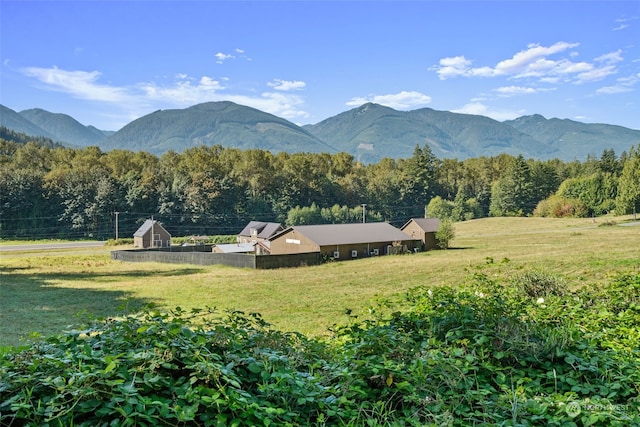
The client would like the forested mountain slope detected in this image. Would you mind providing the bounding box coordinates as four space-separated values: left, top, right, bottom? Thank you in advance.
101 101 337 155
0 105 55 140
19 108 111 147
2 102 639 161
303 103 558 162
505 114 640 160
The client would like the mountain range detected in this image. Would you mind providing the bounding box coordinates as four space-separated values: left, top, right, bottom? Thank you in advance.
2 102 638 162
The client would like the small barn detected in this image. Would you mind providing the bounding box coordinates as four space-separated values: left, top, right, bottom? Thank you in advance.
237 221 284 244
133 219 171 249
401 218 440 250
268 222 420 260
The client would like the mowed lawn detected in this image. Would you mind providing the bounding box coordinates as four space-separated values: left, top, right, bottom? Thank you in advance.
1 216 639 348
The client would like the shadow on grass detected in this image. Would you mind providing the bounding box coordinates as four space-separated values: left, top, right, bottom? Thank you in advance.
0 266 203 347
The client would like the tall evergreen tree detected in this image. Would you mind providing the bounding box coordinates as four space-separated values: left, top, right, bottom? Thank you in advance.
489 155 535 216
615 146 640 216
401 144 441 216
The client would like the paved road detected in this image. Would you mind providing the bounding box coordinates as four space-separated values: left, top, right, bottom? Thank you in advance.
0 241 106 252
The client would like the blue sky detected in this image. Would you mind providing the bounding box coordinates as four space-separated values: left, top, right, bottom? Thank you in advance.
2 1 639 131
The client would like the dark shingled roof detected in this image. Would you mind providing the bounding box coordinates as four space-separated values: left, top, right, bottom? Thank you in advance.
277 222 416 246
133 219 166 237
401 218 440 233
238 221 283 239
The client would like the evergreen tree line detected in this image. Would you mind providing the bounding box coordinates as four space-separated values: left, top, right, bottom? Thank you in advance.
1 132 638 240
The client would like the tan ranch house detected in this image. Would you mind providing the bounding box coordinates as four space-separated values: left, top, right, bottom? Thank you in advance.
268 222 420 260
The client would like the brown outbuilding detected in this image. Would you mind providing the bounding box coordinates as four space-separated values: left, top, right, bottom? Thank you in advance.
133 219 171 248
400 218 440 251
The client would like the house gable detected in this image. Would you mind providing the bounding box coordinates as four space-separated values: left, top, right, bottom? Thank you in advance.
268 227 321 254
401 218 440 250
133 219 171 248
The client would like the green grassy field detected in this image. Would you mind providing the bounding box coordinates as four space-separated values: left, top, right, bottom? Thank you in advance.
1 216 638 348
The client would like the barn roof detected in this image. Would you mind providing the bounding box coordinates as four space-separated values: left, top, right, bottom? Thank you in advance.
238 221 283 239
274 222 416 246
213 243 255 253
133 219 168 237
401 218 440 233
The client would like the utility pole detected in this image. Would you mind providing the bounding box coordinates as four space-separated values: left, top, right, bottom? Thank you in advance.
361 204 367 223
114 212 119 240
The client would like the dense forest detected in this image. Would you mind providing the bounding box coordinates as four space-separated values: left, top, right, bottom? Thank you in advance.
1 127 639 239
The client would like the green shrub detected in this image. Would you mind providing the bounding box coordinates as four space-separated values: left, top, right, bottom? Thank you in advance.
332 272 640 425
105 238 134 246
171 235 236 245
533 195 589 218
513 270 568 298
0 308 339 426
435 218 455 249
2 273 639 426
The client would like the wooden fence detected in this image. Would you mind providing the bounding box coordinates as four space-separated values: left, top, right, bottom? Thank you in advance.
111 246 322 269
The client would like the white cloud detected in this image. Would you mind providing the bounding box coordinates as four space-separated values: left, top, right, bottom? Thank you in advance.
224 91 309 121
432 41 622 84
495 42 579 76
434 42 581 80
596 73 640 94
215 52 235 64
595 50 623 64
554 60 593 75
576 65 617 83
345 90 432 109
432 55 473 79
495 86 540 97
216 49 251 64
22 66 131 103
452 102 525 121
20 65 310 126
267 79 306 91
139 75 225 103
613 16 637 31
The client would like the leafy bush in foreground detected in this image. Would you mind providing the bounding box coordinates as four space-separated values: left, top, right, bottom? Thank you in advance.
0 308 338 426
333 272 640 425
1 273 639 426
